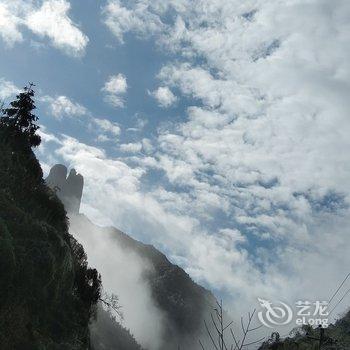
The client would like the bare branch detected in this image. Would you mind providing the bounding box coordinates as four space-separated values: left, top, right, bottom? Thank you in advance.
202 303 263 350
241 317 246 334
211 313 221 336
242 337 265 347
99 291 123 321
223 320 234 331
204 319 220 350
230 328 240 350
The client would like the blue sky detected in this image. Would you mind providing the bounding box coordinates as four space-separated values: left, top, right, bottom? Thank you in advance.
0 1 176 145
1 0 350 328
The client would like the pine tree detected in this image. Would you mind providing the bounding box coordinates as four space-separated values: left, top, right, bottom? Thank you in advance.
1 83 41 147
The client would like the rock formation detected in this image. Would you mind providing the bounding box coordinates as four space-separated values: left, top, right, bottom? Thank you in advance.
46 164 84 214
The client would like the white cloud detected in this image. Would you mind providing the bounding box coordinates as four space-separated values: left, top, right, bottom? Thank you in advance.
120 142 142 153
42 95 87 119
0 0 88 56
96 134 110 142
92 118 120 136
91 117 121 142
103 73 127 94
103 0 163 44
141 138 153 153
41 95 121 144
42 94 122 142
150 86 177 108
127 117 148 132
26 0 89 56
102 73 128 108
0 78 19 100
98 0 350 323
0 1 24 46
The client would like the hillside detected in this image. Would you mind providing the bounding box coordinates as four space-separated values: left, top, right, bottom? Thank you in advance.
0 87 101 349
90 305 143 350
71 213 217 349
259 312 350 350
47 163 217 349
0 85 214 350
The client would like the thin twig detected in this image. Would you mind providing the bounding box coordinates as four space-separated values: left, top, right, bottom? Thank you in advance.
230 328 240 350
205 319 220 350
199 339 206 350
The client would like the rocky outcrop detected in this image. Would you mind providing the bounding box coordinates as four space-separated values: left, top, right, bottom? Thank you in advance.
46 164 84 214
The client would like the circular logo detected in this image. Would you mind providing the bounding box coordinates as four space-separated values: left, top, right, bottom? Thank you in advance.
257 298 293 328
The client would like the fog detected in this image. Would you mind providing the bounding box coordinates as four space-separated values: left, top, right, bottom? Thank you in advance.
69 214 166 350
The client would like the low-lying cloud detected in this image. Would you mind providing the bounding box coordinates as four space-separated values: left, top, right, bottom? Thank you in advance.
69 215 166 350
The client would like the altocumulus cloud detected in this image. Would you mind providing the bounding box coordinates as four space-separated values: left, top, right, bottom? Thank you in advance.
150 86 177 108
102 73 128 108
41 95 122 143
99 0 350 320
120 142 142 153
42 95 87 119
102 0 163 44
0 1 24 45
0 0 88 56
0 78 19 99
34 0 350 331
90 117 121 143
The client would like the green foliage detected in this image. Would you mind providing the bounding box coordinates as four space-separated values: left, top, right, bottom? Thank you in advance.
70 236 102 307
0 87 101 349
1 83 41 147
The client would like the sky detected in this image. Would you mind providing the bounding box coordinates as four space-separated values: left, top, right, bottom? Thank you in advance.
1 0 350 329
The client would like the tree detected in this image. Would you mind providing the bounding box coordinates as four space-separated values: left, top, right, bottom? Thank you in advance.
99 290 124 322
199 301 265 350
70 235 102 313
1 83 41 147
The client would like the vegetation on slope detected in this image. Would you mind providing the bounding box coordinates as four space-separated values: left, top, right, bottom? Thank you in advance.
259 311 350 350
0 85 101 349
90 305 143 350
70 213 217 350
